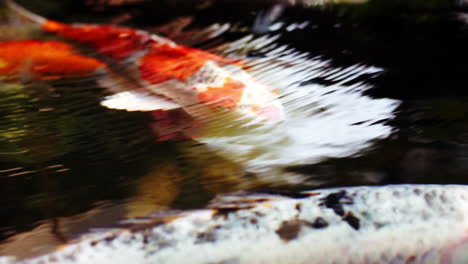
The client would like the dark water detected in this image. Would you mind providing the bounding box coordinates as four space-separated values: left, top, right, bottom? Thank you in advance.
2 0 468 258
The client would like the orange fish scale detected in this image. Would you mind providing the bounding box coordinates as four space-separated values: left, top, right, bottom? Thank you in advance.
198 80 245 109
44 22 151 61
139 44 209 84
0 40 104 80
139 43 237 84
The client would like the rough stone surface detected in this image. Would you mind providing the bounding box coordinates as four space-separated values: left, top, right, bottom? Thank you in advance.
2 185 468 264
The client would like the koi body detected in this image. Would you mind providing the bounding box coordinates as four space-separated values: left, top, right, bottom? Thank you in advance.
5 1 284 127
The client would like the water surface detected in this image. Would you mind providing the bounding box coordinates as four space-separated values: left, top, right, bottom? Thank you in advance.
1 0 468 258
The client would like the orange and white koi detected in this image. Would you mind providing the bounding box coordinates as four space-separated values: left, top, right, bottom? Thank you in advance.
5 0 284 124
1 184 468 264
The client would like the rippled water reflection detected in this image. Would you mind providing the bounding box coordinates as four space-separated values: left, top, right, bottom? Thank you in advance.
1 0 468 258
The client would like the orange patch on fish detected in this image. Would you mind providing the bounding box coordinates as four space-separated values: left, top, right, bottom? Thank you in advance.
139 43 236 84
0 40 104 80
198 80 245 109
43 22 151 61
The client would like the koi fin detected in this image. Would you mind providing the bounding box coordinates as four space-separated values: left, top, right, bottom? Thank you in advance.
100 91 181 112
5 0 46 25
251 4 285 34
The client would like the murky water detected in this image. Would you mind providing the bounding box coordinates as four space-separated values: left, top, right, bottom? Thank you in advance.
2 0 468 259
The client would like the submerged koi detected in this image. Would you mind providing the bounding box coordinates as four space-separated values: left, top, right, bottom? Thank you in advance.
5 0 284 124
1 184 468 263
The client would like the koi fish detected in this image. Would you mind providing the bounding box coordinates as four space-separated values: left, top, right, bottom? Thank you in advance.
4 0 284 126
1 184 468 263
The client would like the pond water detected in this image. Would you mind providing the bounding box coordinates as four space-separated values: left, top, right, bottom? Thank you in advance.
2 0 468 259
